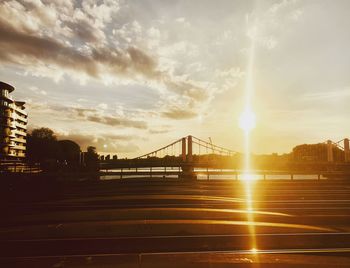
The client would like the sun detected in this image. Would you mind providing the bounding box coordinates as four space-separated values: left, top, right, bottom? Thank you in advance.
239 109 256 132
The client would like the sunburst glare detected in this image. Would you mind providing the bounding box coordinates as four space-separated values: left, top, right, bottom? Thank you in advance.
239 109 256 133
239 9 260 259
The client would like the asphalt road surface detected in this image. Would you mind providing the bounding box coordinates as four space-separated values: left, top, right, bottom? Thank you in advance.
1 178 350 267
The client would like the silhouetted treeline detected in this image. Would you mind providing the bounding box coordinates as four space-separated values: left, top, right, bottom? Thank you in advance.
27 127 99 172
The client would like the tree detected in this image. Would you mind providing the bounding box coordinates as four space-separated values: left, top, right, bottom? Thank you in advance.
31 128 57 140
58 140 81 168
27 127 60 162
85 146 99 171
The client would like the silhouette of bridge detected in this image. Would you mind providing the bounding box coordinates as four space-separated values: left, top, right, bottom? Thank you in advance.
100 135 350 180
135 135 236 161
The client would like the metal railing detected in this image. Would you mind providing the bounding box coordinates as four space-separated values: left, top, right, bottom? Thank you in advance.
0 161 41 174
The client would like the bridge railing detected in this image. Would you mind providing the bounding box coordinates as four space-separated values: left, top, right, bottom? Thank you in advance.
0 160 42 174
99 166 350 181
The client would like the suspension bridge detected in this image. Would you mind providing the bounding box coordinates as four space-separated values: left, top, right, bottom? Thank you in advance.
100 135 350 180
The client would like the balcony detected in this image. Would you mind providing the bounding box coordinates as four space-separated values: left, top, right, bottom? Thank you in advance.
9 122 16 129
15 130 27 137
8 103 16 109
15 107 27 116
15 121 27 130
16 115 28 123
14 145 26 150
8 142 16 147
12 137 26 143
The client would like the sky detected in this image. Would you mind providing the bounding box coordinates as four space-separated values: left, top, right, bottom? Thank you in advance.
1 0 350 157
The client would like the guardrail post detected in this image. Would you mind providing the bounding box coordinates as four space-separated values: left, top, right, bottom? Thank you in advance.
263 174 266 180
150 167 152 178
187 135 193 162
291 174 294 180
182 138 186 162
207 167 209 180
179 136 196 180
120 168 123 179
318 174 321 180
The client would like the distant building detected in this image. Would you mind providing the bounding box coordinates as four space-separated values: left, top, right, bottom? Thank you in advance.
292 143 344 162
0 82 28 159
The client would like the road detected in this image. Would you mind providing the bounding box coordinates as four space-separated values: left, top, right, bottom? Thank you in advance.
1 178 350 267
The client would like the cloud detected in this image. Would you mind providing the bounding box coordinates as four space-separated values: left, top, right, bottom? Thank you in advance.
57 132 140 154
149 129 171 134
302 88 350 100
0 22 98 77
70 107 147 129
0 0 212 107
86 114 147 129
26 102 148 130
29 86 47 95
163 79 209 102
0 20 160 79
243 0 304 51
64 19 105 43
162 107 197 120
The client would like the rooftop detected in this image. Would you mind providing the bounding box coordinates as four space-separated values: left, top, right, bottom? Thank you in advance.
0 81 15 93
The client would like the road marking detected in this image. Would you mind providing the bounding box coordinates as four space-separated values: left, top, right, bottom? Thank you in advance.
142 247 350 256
1 248 350 260
5 231 350 242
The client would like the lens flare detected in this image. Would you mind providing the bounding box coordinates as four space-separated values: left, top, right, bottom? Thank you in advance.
239 109 256 133
251 248 258 254
238 11 260 260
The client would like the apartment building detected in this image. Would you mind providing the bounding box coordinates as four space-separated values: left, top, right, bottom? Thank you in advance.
0 81 27 159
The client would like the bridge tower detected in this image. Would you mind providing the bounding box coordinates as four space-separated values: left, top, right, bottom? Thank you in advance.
344 138 350 163
181 137 186 162
327 140 334 162
180 135 196 180
187 135 193 162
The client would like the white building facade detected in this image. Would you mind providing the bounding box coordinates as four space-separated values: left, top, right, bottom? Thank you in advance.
0 82 27 159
